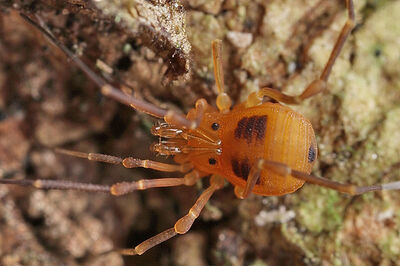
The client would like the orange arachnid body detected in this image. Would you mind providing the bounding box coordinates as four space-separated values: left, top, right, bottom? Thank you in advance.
155 102 317 196
216 103 317 196
4 1 400 256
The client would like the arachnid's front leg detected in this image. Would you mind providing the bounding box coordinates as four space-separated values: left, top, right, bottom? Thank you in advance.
21 13 199 129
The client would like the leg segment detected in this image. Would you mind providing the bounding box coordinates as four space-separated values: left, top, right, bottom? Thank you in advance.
55 148 192 172
0 169 205 195
119 175 225 255
119 228 178 256
259 160 400 195
253 0 355 105
212 40 232 113
234 159 263 199
0 178 111 192
174 175 224 234
110 170 206 196
21 14 196 129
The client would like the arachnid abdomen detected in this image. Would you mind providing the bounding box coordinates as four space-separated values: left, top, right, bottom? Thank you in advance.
217 103 318 196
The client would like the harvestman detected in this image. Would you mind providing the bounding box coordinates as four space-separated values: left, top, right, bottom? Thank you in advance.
1 0 400 255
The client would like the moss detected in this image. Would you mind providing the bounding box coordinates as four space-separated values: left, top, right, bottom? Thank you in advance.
280 1 400 264
292 186 345 233
242 39 278 77
186 11 225 69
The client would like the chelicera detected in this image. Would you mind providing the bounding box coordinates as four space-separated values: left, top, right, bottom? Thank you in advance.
2 0 400 256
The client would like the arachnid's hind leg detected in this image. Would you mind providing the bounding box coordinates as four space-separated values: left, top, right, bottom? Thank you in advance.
258 160 400 195
119 175 225 255
249 0 355 106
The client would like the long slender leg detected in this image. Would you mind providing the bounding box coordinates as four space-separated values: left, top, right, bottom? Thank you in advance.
110 170 206 195
21 14 196 129
234 159 263 199
212 40 232 113
0 169 206 195
119 175 225 255
0 178 111 192
258 160 400 195
250 0 355 106
55 148 192 172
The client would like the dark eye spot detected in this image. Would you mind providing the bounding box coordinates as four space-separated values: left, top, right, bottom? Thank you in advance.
208 158 217 165
308 145 316 163
374 48 382 57
211 123 219 131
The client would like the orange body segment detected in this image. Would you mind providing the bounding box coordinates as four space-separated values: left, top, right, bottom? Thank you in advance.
187 102 317 196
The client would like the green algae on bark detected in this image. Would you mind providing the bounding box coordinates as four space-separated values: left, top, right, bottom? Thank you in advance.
279 1 400 264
